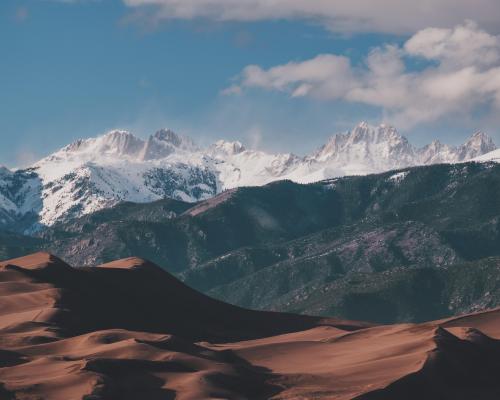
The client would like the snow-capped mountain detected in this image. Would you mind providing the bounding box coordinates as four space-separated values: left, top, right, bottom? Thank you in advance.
471 147 500 163
30 130 217 226
0 166 42 231
308 122 417 175
458 132 497 160
0 122 497 230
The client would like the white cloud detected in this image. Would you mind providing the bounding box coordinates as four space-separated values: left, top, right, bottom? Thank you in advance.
237 55 355 100
225 21 500 128
122 0 500 34
404 20 500 67
220 84 243 96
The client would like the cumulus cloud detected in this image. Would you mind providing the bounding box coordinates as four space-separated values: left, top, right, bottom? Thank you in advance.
404 21 500 67
224 21 500 127
121 0 500 34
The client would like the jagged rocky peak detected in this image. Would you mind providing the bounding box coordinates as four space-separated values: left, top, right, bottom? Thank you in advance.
424 139 444 150
418 140 455 164
62 138 88 153
60 130 145 159
458 131 496 160
339 121 403 142
61 128 200 161
140 129 198 160
99 130 145 156
313 122 415 167
350 121 401 143
417 131 497 165
466 131 495 147
376 123 409 143
153 129 197 150
210 140 246 156
154 129 182 146
318 122 401 153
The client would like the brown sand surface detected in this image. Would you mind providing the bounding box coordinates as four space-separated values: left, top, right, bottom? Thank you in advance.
0 252 499 399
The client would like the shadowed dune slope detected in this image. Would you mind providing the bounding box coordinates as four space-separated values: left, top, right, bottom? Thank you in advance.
0 252 499 399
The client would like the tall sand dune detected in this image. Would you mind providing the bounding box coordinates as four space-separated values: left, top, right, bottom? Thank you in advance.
0 252 499 399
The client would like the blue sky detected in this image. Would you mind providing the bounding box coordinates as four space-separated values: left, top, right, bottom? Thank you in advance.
2 0 500 166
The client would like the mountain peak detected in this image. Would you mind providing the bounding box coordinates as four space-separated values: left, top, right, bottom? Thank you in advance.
61 130 144 159
140 129 198 161
356 121 371 130
465 131 495 147
211 140 246 156
313 122 412 169
60 129 200 161
103 129 133 138
350 122 402 142
459 131 496 160
153 129 197 149
100 130 144 157
153 129 182 146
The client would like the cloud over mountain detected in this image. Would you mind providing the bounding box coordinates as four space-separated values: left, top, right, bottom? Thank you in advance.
122 0 500 34
226 21 500 127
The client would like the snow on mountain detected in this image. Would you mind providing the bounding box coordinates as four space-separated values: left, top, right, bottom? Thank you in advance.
298 122 417 179
457 132 497 160
60 130 145 159
472 148 500 163
140 129 198 161
0 167 15 214
418 140 457 164
418 132 496 165
32 130 217 226
312 122 415 166
209 144 302 188
0 167 42 230
209 140 246 157
0 122 497 230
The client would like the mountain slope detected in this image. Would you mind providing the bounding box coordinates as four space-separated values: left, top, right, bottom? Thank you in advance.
0 122 496 230
213 257 500 324
31 161 500 323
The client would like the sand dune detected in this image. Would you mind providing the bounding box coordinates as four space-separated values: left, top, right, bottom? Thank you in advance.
0 253 499 399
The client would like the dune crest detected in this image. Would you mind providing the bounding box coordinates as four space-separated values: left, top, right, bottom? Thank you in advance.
0 252 69 271
98 257 158 271
0 253 499 399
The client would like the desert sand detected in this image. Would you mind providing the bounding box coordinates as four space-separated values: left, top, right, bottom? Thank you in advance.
0 252 499 399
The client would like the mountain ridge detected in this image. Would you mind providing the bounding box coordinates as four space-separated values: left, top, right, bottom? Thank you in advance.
0 122 497 230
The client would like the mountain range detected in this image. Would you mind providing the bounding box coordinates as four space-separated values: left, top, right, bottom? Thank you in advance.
0 122 497 231
2 124 500 399
1 121 500 325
